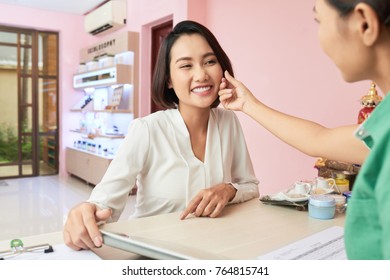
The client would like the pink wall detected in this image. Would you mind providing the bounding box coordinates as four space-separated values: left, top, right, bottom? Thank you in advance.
0 1 375 195
0 3 96 177
203 0 371 194
114 0 373 195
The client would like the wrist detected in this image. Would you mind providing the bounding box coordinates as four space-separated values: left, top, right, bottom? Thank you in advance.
242 95 258 114
225 183 237 201
243 96 264 119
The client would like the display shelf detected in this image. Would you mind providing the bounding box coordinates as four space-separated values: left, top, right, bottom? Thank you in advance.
73 64 132 89
67 31 139 185
70 108 132 113
67 146 114 160
93 109 133 113
70 129 125 139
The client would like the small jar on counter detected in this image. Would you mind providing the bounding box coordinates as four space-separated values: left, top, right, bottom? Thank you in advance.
334 172 350 193
343 191 352 204
326 194 346 214
309 195 336 220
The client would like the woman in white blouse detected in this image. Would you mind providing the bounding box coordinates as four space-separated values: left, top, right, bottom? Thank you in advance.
64 20 259 251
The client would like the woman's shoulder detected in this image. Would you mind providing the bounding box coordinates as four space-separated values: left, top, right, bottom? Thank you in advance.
211 107 239 122
134 109 178 127
211 108 243 138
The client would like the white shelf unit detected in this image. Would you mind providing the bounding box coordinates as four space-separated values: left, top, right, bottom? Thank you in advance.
67 31 139 185
73 64 132 89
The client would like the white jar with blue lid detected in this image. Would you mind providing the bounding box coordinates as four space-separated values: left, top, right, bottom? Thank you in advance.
309 195 336 219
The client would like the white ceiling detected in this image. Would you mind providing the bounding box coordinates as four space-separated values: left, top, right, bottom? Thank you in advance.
0 0 108 15
0 0 109 66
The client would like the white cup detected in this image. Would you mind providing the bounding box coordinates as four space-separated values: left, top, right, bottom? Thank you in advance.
315 177 336 189
294 181 312 195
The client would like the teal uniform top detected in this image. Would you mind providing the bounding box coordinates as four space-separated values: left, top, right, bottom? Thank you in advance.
345 93 390 259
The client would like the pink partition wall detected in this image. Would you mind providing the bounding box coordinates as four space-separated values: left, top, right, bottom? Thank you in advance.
203 0 372 194
0 1 376 195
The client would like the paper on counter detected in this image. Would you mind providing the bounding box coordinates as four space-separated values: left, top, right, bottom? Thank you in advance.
258 226 347 260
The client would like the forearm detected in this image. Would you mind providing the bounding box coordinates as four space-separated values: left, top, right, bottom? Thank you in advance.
243 98 368 164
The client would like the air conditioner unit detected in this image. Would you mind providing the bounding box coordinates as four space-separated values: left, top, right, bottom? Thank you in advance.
84 1 127 36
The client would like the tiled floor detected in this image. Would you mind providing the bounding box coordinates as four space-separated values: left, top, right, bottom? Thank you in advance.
0 175 136 241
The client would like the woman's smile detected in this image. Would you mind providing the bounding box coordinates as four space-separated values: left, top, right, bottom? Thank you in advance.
191 85 213 96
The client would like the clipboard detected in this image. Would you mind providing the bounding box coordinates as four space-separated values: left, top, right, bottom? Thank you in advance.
100 230 227 260
0 239 53 260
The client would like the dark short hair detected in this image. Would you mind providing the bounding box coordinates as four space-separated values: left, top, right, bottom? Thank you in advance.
152 20 234 109
327 0 390 27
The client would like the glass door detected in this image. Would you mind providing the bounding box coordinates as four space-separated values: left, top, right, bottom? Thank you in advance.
37 32 59 175
0 26 59 178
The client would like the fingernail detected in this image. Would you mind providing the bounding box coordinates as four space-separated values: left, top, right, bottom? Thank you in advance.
94 236 103 248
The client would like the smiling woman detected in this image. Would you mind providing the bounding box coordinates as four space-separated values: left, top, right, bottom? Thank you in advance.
167 33 223 112
152 20 233 109
63 20 259 251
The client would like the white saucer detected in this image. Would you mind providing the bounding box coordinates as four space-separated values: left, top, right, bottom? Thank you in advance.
281 193 310 202
310 187 334 195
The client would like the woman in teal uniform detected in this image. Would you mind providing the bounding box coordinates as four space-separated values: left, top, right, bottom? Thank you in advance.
219 0 390 259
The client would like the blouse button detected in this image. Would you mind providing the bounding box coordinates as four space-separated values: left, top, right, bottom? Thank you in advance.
356 128 367 138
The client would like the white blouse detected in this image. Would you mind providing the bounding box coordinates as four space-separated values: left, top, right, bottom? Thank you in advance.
88 108 259 221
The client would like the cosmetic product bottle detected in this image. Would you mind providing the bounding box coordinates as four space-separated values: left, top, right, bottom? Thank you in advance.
334 172 350 193
309 195 336 220
357 82 382 124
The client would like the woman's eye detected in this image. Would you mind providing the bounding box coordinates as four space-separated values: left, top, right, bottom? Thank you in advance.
205 59 217 65
180 64 191 69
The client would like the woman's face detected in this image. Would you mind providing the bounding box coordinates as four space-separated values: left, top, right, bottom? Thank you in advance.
168 33 223 111
314 0 368 82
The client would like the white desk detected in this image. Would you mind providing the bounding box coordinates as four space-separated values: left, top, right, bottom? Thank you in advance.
0 199 345 259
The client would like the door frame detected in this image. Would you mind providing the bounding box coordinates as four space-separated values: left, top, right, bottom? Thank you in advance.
150 19 173 113
140 16 173 116
0 25 59 179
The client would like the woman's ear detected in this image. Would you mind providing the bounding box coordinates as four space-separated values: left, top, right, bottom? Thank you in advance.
354 3 380 46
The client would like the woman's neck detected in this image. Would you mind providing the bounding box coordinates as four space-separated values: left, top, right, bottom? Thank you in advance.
178 106 211 162
179 106 210 134
373 72 390 96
